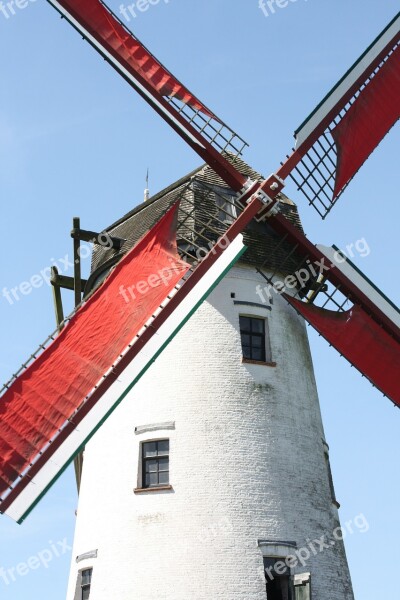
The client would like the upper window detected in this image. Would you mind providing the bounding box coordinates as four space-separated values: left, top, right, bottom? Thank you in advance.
216 192 237 223
240 316 270 362
81 568 92 600
142 440 170 489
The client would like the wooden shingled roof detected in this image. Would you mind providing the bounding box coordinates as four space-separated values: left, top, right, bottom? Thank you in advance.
89 156 304 288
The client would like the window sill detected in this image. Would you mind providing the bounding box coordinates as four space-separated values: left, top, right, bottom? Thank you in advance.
242 359 277 367
134 485 173 494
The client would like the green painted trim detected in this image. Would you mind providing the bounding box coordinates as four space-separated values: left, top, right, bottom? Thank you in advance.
17 244 247 523
295 12 400 136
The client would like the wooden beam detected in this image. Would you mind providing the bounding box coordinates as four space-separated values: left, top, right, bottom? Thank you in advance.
73 217 82 308
51 266 65 333
71 226 125 250
51 273 88 292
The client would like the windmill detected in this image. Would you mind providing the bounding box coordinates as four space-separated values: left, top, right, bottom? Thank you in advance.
0 2 398 599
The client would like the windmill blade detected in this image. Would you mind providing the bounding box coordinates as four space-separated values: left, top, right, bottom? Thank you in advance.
46 0 248 192
284 297 399 404
0 199 254 523
255 224 400 404
279 12 400 218
287 244 399 404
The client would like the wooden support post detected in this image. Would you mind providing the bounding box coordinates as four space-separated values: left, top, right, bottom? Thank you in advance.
72 217 84 493
73 217 82 308
51 266 65 333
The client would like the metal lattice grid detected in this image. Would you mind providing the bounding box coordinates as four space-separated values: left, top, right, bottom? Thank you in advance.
255 234 352 313
289 38 399 219
166 96 248 158
97 0 248 161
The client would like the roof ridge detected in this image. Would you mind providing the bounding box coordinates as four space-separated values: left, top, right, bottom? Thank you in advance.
105 154 294 232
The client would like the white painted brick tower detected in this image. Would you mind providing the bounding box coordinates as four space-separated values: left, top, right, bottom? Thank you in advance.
66 161 354 600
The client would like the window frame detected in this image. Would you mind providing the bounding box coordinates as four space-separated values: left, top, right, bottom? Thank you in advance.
215 191 238 224
80 568 92 600
141 439 170 490
239 315 272 364
263 557 293 600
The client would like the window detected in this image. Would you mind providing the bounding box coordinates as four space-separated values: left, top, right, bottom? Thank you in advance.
264 558 292 600
142 440 169 488
293 573 311 600
216 192 237 223
240 316 270 362
81 569 92 600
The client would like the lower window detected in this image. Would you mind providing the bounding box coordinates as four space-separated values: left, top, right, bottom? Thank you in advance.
264 558 311 600
81 568 92 600
264 558 292 600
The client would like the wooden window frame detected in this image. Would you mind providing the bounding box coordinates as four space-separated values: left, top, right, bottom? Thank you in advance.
240 315 272 364
141 439 170 490
80 568 92 600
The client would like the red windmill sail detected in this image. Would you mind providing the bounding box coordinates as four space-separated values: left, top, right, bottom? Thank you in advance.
0 205 189 509
52 0 213 116
284 297 400 406
0 200 247 522
279 12 400 217
331 44 400 198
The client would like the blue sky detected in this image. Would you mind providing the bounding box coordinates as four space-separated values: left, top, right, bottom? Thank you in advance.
0 0 399 598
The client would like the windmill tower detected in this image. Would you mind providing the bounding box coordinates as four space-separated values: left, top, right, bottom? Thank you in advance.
65 159 354 600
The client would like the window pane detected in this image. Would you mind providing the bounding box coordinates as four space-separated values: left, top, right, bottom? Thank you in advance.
81 570 92 586
158 457 169 471
295 584 311 600
251 318 264 333
146 460 158 473
143 442 157 457
82 587 90 600
252 336 263 348
158 471 169 485
242 346 251 359
157 440 169 455
241 333 250 346
239 316 250 331
146 472 158 486
252 348 263 361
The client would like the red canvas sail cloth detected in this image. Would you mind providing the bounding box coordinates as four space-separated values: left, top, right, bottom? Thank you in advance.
0 204 189 496
284 296 400 406
55 0 214 117
332 44 400 198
